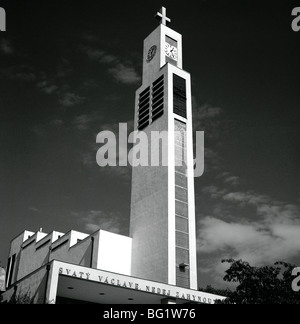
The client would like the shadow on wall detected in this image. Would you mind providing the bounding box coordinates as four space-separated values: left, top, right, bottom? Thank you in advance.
0 266 48 304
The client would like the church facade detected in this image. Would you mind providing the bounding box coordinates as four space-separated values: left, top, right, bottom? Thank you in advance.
1 8 224 304
1 229 222 304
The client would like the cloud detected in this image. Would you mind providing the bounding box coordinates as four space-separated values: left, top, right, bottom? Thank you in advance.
56 58 73 78
29 64 86 111
193 103 223 134
203 148 223 173
104 94 122 102
0 39 14 55
85 48 107 61
222 191 269 207
197 212 300 287
198 212 300 265
192 102 225 174
218 172 240 186
193 103 223 120
72 111 103 132
203 186 299 221
37 80 59 94
32 125 45 137
81 210 123 234
49 119 64 127
0 65 36 81
82 79 99 89
197 106 223 119
225 176 240 186
72 114 93 131
15 72 36 81
80 45 140 85
59 92 85 107
202 186 269 206
100 54 118 64
35 68 85 108
81 152 95 167
28 207 40 212
202 185 226 199
198 185 300 285
198 217 269 254
80 46 117 63
34 59 73 97
108 64 141 85
81 34 99 43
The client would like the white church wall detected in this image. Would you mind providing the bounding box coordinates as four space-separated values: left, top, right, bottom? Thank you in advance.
97 230 132 276
69 231 89 247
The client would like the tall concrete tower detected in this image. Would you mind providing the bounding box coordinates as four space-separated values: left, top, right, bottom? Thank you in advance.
130 7 197 290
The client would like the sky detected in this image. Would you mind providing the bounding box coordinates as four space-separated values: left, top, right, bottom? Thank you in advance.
0 0 299 288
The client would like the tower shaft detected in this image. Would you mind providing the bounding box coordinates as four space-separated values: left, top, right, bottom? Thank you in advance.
130 18 197 290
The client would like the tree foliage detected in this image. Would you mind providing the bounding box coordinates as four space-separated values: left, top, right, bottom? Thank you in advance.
217 259 300 304
200 285 232 298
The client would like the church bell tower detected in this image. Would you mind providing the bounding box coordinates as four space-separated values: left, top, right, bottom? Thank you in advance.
130 7 198 290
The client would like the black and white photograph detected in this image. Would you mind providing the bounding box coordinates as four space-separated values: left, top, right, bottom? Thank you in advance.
0 0 300 308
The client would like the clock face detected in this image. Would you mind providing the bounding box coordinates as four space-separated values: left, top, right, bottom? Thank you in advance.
165 43 178 61
146 45 157 63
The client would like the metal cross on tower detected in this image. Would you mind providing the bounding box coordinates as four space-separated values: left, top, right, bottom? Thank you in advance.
155 7 171 26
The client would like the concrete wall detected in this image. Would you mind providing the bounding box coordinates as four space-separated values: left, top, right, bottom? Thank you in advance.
69 231 89 247
143 25 182 85
130 21 198 289
1 266 48 304
18 237 50 281
97 230 132 276
7 230 91 283
130 66 170 284
7 231 35 285
16 231 63 282
167 65 198 290
131 22 186 286
5 228 133 293
49 231 97 268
